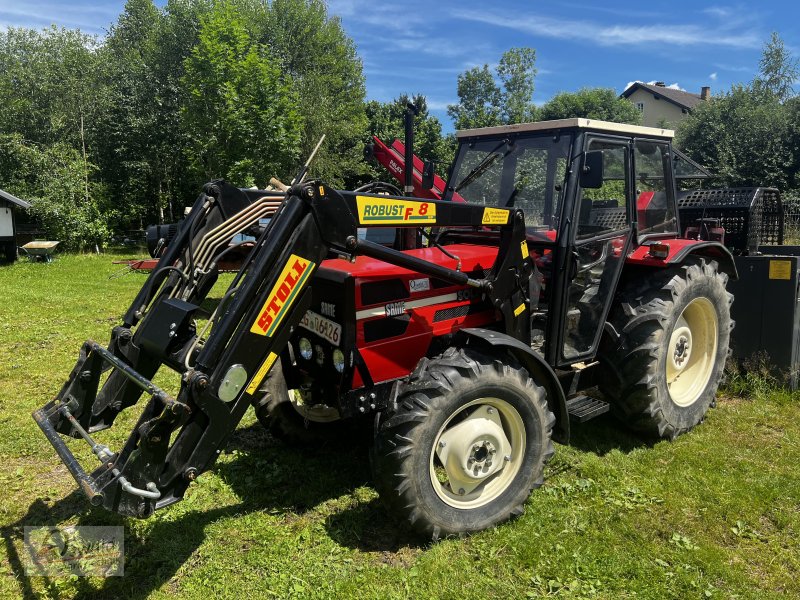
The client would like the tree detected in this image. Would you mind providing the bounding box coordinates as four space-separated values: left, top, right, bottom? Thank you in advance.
677 84 792 189
538 87 642 124
180 1 302 186
754 32 799 102
497 47 538 124
448 65 503 130
677 33 799 191
0 134 112 249
448 48 537 130
241 0 368 187
96 0 171 225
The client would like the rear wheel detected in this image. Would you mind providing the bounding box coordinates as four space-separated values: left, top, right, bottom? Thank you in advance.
372 347 555 539
601 258 732 439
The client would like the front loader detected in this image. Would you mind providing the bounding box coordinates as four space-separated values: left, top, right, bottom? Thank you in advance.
35 118 737 539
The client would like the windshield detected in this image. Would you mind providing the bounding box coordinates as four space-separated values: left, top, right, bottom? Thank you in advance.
446 134 572 232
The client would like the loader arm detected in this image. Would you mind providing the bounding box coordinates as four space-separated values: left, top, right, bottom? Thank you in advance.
33 181 533 518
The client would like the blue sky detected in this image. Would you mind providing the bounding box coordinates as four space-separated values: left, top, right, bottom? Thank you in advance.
1 1 797 131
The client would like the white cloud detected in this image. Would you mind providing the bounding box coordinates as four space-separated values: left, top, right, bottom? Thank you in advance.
710 72 719 81
424 98 458 111
703 6 734 19
714 63 752 73
452 10 761 49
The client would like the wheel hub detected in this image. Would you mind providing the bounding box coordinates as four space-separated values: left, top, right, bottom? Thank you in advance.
668 319 692 373
435 405 512 496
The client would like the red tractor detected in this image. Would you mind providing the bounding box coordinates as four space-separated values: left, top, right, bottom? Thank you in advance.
35 118 735 539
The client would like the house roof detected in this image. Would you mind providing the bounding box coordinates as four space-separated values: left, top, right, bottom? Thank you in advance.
0 188 31 209
621 82 704 111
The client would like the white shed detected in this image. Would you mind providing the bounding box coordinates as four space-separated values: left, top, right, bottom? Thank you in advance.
0 188 31 262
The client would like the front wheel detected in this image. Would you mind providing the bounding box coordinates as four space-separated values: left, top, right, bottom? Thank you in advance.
252 358 359 447
371 347 555 540
601 258 733 439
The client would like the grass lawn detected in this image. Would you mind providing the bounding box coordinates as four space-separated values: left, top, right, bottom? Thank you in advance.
1 253 799 599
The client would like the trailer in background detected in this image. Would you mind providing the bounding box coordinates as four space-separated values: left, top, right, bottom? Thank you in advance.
677 187 800 388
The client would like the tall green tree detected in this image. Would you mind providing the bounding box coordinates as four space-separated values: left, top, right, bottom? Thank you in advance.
96 0 170 225
448 48 538 130
677 33 798 191
754 32 799 102
538 87 642 124
497 47 538 124
677 84 792 189
239 0 368 187
180 1 302 186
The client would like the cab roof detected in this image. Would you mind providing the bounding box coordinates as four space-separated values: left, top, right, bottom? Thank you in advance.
455 118 674 140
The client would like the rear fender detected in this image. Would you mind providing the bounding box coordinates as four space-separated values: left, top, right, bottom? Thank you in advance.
459 327 569 444
626 240 738 280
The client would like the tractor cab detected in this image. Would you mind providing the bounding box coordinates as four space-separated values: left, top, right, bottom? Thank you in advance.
443 119 707 367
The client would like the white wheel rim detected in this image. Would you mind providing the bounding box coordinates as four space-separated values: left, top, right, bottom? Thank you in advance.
429 398 525 509
290 389 341 423
666 297 718 407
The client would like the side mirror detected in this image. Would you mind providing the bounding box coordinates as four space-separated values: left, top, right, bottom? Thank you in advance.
580 150 604 189
422 160 436 191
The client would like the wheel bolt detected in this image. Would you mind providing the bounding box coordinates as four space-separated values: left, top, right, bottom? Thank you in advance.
504 455 511 462
458 488 465 495
486 407 494 414
439 441 446 449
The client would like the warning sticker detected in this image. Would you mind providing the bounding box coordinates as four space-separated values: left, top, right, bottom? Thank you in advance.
521 240 529 260
769 259 792 280
481 207 510 225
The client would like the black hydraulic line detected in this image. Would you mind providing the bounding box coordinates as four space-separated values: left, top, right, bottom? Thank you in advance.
124 192 210 325
195 195 308 370
349 236 485 289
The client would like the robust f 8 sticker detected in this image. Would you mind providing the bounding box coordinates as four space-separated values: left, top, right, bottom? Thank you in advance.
251 254 315 337
356 195 436 225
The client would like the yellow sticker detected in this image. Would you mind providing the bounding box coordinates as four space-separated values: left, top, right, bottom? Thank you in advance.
356 195 436 225
250 254 315 337
513 303 526 317
481 207 510 225
246 352 278 395
769 259 792 280
318 185 325 196
521 240 529 260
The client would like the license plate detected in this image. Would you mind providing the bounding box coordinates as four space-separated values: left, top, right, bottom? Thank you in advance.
299 310 342 346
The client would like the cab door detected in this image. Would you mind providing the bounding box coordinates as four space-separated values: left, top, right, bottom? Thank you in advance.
556 137 633 365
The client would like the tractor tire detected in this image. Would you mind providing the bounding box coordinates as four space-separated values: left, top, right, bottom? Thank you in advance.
600 257 733 439
371 347 555 540
252 358 360 447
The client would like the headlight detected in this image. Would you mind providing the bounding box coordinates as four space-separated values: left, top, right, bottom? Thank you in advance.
333 349 345 373
315 345 325 366
298 338 313 360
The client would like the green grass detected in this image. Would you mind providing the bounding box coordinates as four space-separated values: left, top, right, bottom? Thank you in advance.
1 253 800 599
